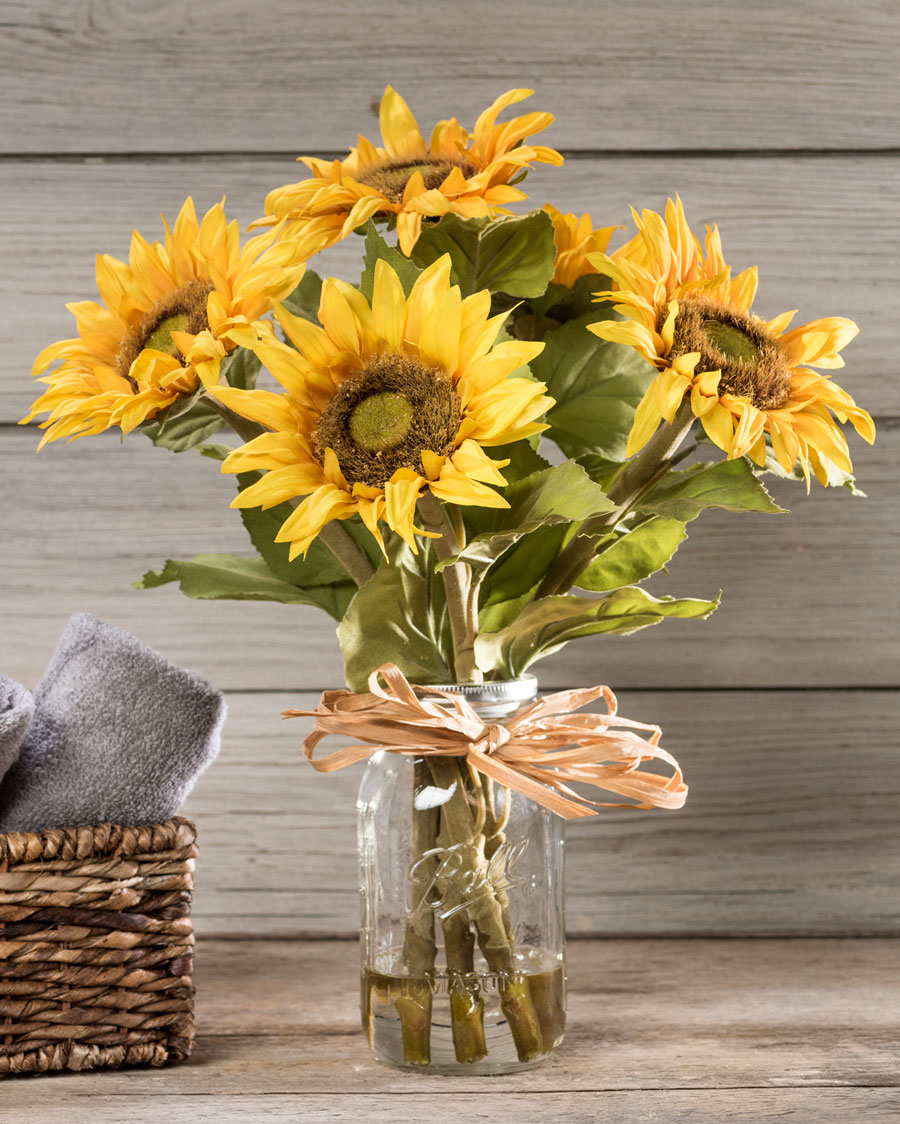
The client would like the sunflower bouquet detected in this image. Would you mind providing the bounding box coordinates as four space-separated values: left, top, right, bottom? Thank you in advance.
24 86 874 1071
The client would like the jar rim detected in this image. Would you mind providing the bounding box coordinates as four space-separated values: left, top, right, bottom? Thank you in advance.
415 676 538 704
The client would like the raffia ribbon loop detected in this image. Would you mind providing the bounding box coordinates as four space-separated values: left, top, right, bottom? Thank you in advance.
474 724 512 757
283 663 687 820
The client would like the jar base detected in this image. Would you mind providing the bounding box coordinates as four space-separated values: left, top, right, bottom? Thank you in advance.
363 965 565 1074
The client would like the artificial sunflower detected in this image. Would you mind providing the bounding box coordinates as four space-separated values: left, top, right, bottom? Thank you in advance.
543 204 620 288
251 86 564 256
212 255 552 555
587 197 875 484
23 198 316 445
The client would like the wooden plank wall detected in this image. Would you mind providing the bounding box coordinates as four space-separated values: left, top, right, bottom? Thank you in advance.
0 1 897 936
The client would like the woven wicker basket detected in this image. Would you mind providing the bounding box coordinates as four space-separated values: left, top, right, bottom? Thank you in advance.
0 816 197 1077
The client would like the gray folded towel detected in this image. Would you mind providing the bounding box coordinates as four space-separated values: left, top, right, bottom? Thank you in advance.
0 674 34 787
0 613 226 833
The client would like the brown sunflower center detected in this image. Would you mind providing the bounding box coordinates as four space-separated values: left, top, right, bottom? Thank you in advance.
115 280 214 391
356 156 477 204
669 297 791 411
313 354 462 487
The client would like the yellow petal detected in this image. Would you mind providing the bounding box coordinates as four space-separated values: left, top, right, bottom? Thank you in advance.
230 463 325 509
379 86 425 158
780 317 859 368
396 210 424 256
277 485 359 558
384 469 426 549
371 259 407 353
626 379 665 456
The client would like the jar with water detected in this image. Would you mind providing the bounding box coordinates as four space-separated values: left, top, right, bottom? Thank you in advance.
358 677 566 1073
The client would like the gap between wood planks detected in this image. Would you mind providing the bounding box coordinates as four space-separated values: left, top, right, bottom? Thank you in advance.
1 148 900 163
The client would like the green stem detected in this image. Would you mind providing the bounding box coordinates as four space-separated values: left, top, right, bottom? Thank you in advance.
417 493 481 684
396 758 440 1066
535 403 696 598
439 908 488 1063
428 757 544 1063
317 521 376 589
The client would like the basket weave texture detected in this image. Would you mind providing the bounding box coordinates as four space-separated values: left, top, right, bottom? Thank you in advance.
0 815 197 1078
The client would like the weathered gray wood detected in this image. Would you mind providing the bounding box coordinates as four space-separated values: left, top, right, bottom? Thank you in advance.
2 939 897 1121
174 690 900 937
1 1 898 153
1 427 895 692
4 1091 897 1124
3 154 897 420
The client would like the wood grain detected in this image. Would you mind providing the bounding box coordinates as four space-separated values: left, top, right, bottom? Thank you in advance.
4 1091 897 1124
1 426 895 692
173 689 900 938
3 153 897 420
1 939 897 1121
1 1 898 153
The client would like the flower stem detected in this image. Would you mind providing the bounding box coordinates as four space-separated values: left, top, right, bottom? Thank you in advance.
428 756 544 1063
535 403 696 598
317 521 376 589
417 492 481 684
396 758 440 1065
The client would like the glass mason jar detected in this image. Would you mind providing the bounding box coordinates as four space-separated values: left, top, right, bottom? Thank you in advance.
358 677 566 1074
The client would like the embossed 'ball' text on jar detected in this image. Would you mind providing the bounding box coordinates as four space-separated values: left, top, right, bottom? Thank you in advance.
357 677 566 1074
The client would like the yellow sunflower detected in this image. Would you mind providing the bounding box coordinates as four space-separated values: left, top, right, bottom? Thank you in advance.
587 197 875 485
251 86 564 257
543 204 620 288
211 256 552 556
23 198 317 446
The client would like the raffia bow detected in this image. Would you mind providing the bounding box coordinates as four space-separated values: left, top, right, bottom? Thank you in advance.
283 663 687 819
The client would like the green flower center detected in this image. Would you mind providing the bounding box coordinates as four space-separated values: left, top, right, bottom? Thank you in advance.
701 319 760 364
313 354 462 488
349 392 414 451
356 156 477 205
115 279 214 390
144 313 190 357
670 297 791 411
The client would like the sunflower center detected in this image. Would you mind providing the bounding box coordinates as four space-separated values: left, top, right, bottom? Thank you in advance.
313 354 462 487
115 280 214 390
356 156 477 204
144 314 190 357
701 319 760 364
669 297 791 411
349 392 414 450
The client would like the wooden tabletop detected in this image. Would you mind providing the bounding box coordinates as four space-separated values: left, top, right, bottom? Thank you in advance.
3 938 897 1122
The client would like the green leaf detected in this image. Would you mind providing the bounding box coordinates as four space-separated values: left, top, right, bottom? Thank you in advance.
440 462 613 573
220 346 261 390
475 587 721 678
134 553 346 613
140 396 226 453
527 273 608 324
639 458 787 521
359 222 422 301
577 516 687 591
410 211 556 298
234 472 367 619
280 270 323 324
478 524 568 631
531 313 656 460
755 450 867 496
195 443 232 461
337 540 451 692
576 453 626 491
485 440 552 484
